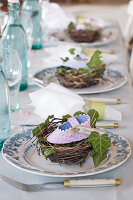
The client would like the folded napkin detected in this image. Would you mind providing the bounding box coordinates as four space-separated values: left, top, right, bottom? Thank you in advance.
42 3 75 32
29 83 122 121
41 44 117 68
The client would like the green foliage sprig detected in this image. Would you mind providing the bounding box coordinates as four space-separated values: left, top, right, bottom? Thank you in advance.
89 131 111 167
68 22 76 29
87 50 103 69
69 48 75 55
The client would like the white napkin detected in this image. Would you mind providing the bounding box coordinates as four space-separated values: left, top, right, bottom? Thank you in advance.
42 3 75 32
41 44 118 68
29 83 122 121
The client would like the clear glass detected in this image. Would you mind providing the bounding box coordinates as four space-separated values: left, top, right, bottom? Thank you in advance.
2 2 28 91
0 65 11 150
0 12 6 37
21 0 43 50
2 11 33 68
2 48 22 112
19 11 33 68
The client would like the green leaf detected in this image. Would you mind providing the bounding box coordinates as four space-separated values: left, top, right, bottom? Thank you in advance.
32 122 45 137
68 22 76 29
90 149 96 157
44 148 57 159
69 48 75 55
92 151 107 167
62 114 72 119
88 109 99 128
85 23 92 30
38 137 45 142
32 115 54 137
57 66 67 74
71 69 78 75
88 71 97 78
73 111 86 116
60 57 69 62
87 50 103 69
44 115 54 125
79 68 90 74
75 138 89 146
89 131 111 156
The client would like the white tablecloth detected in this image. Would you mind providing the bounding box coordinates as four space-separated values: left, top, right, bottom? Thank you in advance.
1 9 133 200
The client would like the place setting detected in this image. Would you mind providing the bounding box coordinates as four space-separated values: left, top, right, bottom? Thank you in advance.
49 17 117 47
0 0 133 199
33 45 127 94
2 88 131 178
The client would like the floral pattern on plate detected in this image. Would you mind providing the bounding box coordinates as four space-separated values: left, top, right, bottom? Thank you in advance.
34 68 127 94
2 128 131 177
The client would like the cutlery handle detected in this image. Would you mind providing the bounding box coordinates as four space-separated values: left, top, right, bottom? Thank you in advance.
85 48 115 54
84 98 121 104
96 122 119 128
64 179 121 187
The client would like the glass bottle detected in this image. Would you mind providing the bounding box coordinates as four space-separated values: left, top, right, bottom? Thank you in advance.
0 59 11 150
21 0 42 49
2 0 28 91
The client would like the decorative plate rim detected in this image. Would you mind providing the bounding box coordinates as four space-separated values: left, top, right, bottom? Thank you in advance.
33 68 127 95
52 29 117 47
2 129 131 178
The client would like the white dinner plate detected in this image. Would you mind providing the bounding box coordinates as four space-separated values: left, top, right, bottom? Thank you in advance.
51 28 117 47
2 129 131 178
34 68 127 94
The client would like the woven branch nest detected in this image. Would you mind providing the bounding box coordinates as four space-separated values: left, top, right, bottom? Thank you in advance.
35 117 93 166
41 143 92 166
56 64 106 88
67 29 101 43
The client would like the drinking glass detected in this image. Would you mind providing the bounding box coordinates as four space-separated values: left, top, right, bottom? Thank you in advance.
2 48 22 112
19 11 33 68
19 11 33 50
1 12 33 68
0 12 7 37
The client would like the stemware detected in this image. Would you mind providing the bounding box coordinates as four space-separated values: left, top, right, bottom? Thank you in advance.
2 48 22 112
0 59 11 150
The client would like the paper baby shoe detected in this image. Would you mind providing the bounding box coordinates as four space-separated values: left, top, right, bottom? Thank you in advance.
46 115 90 144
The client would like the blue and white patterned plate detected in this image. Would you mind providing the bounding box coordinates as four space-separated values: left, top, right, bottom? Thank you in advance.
2 129 131 177
34 68 127 94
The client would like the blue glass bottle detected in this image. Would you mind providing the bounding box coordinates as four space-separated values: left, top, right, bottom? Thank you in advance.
21 0 42 49
2 0 28 91
0 60 11 150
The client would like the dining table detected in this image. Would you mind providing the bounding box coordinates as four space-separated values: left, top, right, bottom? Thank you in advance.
0 4 133 200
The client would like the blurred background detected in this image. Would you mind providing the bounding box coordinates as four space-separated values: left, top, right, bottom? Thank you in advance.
0 0 130 10
0 0 132 50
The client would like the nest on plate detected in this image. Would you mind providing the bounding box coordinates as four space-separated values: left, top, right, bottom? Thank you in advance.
41 143 92 166
56 63 106 88
67 29 101 43
33 117 93 166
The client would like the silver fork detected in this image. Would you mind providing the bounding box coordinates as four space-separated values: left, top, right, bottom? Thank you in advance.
0 174 121 192
0 174 64 192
